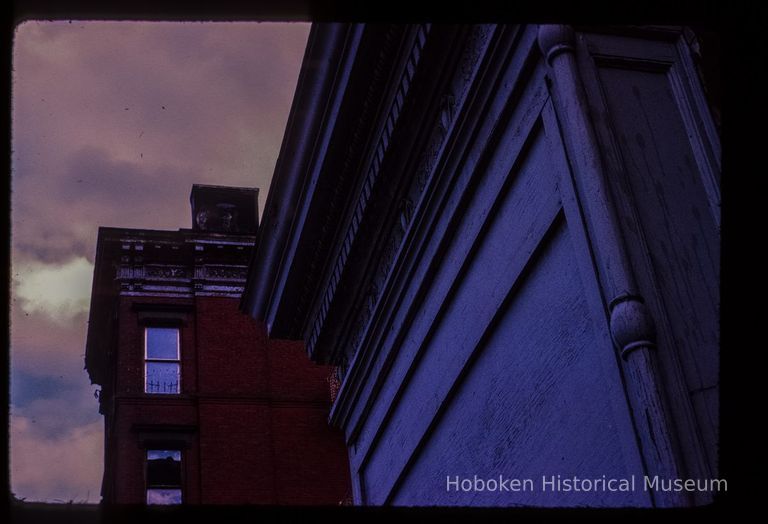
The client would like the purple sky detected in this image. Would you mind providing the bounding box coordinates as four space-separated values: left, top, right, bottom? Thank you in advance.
10 21 310 503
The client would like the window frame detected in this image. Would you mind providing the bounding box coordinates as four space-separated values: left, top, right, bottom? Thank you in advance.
145 448 183 505
144 326 181 394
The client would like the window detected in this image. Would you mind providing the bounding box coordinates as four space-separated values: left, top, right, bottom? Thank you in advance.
146 450 182 505
145 327 180 394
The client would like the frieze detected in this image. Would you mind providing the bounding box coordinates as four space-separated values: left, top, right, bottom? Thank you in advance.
336 25 496 379
305 24 431 358
116 264 248 290
145 265 189 279
297 25 405 342
204 266 248 280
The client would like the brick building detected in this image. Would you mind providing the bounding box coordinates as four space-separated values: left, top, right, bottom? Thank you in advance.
84 184 350 505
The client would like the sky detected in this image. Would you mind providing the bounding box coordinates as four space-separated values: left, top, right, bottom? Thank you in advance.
10 20 310 503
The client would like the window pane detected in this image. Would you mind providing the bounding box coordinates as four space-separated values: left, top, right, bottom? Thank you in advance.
147 450 181 461
146 327 179 359
147 450 182 487
147 488 182 505
146 362 180 394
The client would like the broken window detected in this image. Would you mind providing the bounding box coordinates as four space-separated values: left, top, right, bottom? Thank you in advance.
146 449 182 504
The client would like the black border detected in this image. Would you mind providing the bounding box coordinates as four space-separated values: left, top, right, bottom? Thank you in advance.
4 1 750 523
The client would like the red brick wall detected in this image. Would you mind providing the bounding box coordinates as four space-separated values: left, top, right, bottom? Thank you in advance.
271 403 352 504
115 296 197 396
198 401 276 504
194 297 269 397
108 295 350 505
111 399 200 504
267 339 352 504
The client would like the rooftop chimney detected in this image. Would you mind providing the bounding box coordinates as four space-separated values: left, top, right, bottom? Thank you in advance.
190 184 259 235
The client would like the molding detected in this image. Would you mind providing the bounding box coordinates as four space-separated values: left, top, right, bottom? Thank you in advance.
240 24 364 323
116 394 331 408
538 24 575 65
349 52 545 459
131 303 194 312
87 220 253 389
574 27 721 494
186 238 254 247
132 424 197 449
573 25 683 41
329 24 535 436
117 262 249 297
304 24 431 362
331 25 496 382
538 24 687 506
132 423 197 433
609 294 657 360
120 292 195 298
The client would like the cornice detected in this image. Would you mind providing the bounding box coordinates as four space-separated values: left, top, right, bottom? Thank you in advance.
300 25 431 360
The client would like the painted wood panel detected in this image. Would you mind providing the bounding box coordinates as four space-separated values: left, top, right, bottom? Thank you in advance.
596 66 719 392
390 219 649 506
332 28 542 444
590 59 720 484
359 124 561 503
343 57 550 456
244 24 720 508
355 119 645 505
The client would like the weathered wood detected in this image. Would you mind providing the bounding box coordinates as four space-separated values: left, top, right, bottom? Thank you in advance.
244 23 719 507
537 24 688 507
387 221 649 506
576 29 721 502
346 54 648 505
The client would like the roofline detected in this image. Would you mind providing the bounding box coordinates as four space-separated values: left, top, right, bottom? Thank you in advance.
190 184 259 192
240 23 355 324
95 225 256 239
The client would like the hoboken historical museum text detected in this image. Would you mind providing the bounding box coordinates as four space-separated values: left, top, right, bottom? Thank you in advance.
446 475 727 493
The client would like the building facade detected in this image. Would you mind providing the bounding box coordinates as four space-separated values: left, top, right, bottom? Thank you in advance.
85 185 350 505
241 24 720 506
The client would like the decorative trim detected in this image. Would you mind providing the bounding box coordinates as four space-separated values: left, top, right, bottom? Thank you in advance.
538 24 687 506
330 25 495 378
137 311 190 325
121 292 194 298
304 25 432 358
289 26 406 336
145 265 189 279
186 238 255 246
609 293 657 360
119 287 244 298
131 303 193 312
197 285 245 293
133 424 197 449
132 424 197 433
193 291 245 298
203 265 249 281
117 257 249 297
537 24 576 65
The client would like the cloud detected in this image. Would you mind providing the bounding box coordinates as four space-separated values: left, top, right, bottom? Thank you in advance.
13 256 93 324
11 415 103 503
11 147 199 264
11 21 309 266
11 370 84 410
10 20 310 504
11 22 308 183
10 304 89 378
11 385 101 441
